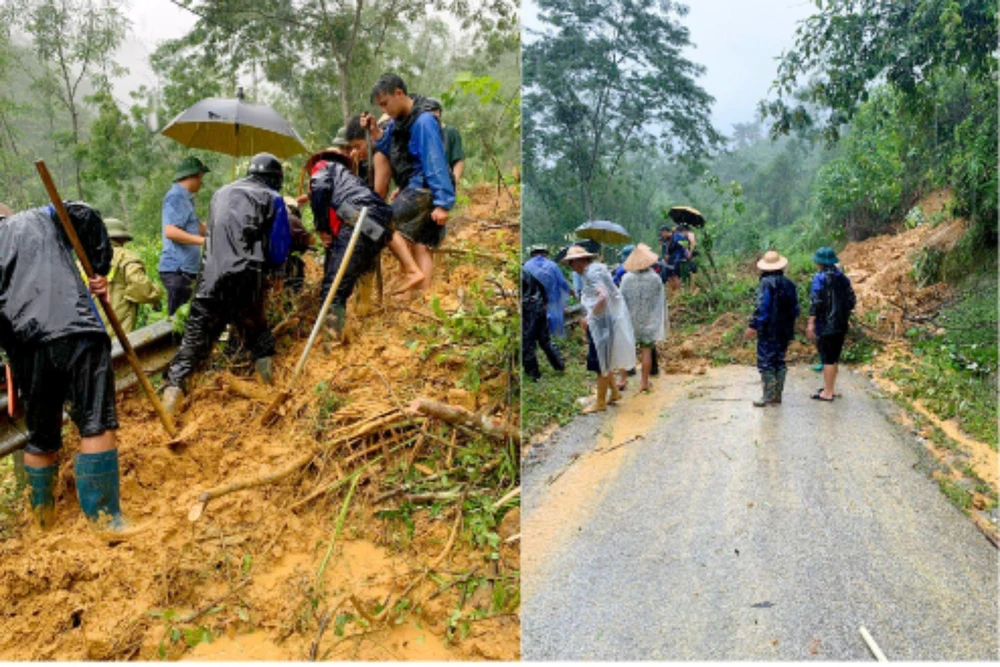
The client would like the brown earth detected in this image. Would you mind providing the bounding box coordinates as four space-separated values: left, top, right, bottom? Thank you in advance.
0 184 520 661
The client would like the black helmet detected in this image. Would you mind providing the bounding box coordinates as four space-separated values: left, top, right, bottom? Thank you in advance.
247 152 283 189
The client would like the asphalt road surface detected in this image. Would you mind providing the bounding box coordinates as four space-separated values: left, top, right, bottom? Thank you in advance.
522 366 998 660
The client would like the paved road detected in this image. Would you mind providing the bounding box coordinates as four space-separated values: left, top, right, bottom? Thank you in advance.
522 366 998 660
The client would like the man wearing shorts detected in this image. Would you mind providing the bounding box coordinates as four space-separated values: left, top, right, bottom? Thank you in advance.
0 202 124 530
807 246 856 402
362 73 456 292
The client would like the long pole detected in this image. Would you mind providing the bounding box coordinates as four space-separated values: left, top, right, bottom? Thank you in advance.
35 160 179 438
365 129 384 302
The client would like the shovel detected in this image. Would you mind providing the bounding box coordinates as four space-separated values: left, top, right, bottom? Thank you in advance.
365 128 384 304
260 207 369 426
35 160 183 446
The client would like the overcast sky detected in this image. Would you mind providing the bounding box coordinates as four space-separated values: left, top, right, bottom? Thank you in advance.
523 0 815 137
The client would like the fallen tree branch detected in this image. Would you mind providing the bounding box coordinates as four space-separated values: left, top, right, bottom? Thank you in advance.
177 578 251 624
188 450 317 521
492 486 520 511
408 398 520 445
433 246 509 263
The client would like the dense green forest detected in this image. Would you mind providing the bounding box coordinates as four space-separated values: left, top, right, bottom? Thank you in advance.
0 0 520 243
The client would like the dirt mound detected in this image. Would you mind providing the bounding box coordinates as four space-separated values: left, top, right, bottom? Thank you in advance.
0 184 520 661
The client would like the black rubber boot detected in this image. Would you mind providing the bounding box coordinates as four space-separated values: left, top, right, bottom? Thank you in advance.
255 356 274 385
774 367 787 404
74 449 123 530
753 371 776 407
25 464 57 529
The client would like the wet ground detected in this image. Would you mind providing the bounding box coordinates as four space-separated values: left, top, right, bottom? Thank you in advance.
522 366 998 660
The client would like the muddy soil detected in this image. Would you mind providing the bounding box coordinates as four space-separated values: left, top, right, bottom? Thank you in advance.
0 185 520 661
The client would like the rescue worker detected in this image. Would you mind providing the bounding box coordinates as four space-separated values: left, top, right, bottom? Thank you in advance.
620 244 666 394
745 250 800 406
0 201 125 529
807 246 856 402
162 153 291 415
522 268 565 381
361 73 456 292
306 148 394 341
562 245 636 414
663 224 692 294
159 156 209 315
101 218 163 333
522 244 572 338
427 98 465 189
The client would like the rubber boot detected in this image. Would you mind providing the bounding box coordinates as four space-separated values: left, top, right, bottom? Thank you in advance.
162 385 183 417
582 376 608 414
25 464 57 529
607 377 622 405
753 371 776 407
74 449 123 530
774 367 787 404
325 304 347 342
255 356 274 385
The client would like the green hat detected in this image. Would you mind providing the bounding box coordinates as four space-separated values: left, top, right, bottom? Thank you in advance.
104 217 132 241
331 127 350 148
529 244 549 256
812 246 839 266
174 156 210 182
620 244 635 263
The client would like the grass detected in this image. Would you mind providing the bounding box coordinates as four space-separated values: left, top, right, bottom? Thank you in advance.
0 455 23 538
521 332 592 437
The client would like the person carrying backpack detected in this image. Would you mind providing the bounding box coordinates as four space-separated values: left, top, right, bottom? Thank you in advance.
807 246 856 402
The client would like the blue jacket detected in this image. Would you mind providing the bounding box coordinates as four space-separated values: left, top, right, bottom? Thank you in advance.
750 272 799 341
375 97 456 210
810 267 856 336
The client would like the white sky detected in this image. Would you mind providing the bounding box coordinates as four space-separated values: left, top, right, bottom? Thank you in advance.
523 0 815 136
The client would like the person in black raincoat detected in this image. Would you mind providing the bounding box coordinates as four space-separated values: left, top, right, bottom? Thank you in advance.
744 250 799 406
807 246 856 402
0 201 128 530
306 149 394 341
522 269 565 381
162 153 291 415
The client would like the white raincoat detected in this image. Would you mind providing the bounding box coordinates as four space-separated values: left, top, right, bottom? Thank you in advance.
581 262 636 373
620 268 667 344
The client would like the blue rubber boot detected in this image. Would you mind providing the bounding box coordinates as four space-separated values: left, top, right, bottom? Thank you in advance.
74 449 123 530
24 464 57 529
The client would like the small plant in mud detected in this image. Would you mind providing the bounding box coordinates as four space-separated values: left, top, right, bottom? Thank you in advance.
312 381 348 435
148 608 216 659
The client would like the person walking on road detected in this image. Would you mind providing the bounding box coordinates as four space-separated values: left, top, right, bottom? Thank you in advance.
619 244 666 394
807 246 856 402
522 269 565 381
523 244 572 337
562 245 635 414
159 156 209 315
745 249 799 406
0 202 126 530
162 153 291 416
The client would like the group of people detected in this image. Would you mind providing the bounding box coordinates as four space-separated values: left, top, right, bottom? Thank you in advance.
0 72 465 531
523 233 857 414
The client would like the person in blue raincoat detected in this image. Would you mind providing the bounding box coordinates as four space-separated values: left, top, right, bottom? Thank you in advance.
612 245 634 286
523 244 573 337
162 153 291 415
744 250 799 406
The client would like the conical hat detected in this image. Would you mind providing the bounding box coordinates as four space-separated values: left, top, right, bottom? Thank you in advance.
623 243 658 272
756 250 789 271
560 245 598 264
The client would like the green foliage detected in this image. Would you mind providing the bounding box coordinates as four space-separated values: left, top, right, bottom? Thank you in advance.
521 333 591 436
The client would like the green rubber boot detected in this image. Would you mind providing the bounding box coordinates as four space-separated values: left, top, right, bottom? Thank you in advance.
74 449 123 530
325 304 347 342
25 464 57 529
774 367 787 404
753 371 776 407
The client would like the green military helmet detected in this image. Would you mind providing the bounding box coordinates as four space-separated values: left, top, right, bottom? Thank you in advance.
331 127 350 148
104 217 133 242
174 156 210 182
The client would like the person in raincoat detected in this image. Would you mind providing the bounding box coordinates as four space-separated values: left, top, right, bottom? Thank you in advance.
0 202 127 530
304 148 394 342
562 245 636 414
100 218 163 333
619 244 666 394
807 246 856 402
744 250 799 406
612 245 633 286
272 196 315 294
162 153 291 415
522 244 572 337
522 268 565 381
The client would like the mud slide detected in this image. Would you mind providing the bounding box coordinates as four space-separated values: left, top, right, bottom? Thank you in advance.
0 185 520 661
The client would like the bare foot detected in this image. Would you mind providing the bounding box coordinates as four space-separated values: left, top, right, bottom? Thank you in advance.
393 270 425 295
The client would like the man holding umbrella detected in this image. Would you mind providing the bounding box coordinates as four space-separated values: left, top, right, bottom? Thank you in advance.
159 156 210 315
162 153 291 416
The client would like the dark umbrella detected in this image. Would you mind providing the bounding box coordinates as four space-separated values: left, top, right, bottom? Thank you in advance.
668 206 706 228
575 220 631 244
161 88 309 159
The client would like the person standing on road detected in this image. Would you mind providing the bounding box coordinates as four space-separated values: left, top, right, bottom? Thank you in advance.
522 268 565 381
523 244 572 337
619 244 666 393
562 245 635 414
158 156 209 315
101 218 163 333
745 250 799 407
807 246 856 402
361 73 456 292
162 153 291 416
0 202 126 530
